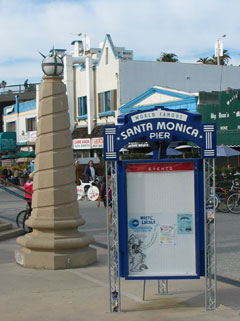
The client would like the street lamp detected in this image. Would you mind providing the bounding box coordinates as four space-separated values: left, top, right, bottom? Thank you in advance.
41 50 64 76
215 35 226 65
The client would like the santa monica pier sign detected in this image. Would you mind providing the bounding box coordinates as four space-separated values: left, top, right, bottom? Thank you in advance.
103 107 216 161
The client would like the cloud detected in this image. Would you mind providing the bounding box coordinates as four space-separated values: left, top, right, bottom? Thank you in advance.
1 0 240 84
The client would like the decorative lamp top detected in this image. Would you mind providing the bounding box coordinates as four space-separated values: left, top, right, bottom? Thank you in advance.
40 49 64 76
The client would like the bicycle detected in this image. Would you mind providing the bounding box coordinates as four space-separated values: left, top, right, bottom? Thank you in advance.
215 187 230 213
216 179 240 214
77 179 100 201
227 189 240 214
16 205 32 233
207 187 227 212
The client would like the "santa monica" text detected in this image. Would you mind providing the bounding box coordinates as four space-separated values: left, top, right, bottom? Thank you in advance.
120 121 199 140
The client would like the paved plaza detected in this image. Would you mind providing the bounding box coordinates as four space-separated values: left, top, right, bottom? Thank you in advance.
0 188 240 321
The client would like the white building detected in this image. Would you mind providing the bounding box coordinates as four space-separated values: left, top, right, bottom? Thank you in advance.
3 97 38 150
4 34 240 157
63 34 240 157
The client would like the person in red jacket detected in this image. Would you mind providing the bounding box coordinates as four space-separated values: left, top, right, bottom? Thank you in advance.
24 175 33 209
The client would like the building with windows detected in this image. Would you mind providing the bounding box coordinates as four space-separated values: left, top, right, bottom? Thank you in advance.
2 98 37 150
64 34 240 157
3 34 240 157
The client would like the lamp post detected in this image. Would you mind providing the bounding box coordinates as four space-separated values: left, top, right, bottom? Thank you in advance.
15 50 96 269
215 35 226 65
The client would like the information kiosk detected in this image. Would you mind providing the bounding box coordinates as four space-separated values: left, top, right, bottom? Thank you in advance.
103 107 216 312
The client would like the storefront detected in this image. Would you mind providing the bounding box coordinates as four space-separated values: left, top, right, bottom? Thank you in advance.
72 126 104 157
198 89 240 147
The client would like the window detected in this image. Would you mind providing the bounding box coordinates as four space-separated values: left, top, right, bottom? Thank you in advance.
78 96 87 117
98 90 117 115
6 121 16 132
26 117 36 131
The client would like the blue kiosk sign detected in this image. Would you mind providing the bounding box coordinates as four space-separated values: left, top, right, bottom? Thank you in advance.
104 107 216 161
103 107 217 311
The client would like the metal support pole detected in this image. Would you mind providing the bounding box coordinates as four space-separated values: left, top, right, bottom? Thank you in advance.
106 161 121 312
204 159 217 311
142 280 146 301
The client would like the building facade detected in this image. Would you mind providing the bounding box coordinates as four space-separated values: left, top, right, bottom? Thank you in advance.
64 34 240 156
2 97 37 150
3 34 240 156
198 89 240 147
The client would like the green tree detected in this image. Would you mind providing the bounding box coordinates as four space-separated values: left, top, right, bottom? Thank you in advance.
157 52 179 62
221 49 231 65
198 50 231 65
0 80 7 88
197 57 212 64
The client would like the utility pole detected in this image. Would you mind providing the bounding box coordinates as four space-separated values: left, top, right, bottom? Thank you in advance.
215 35 226 65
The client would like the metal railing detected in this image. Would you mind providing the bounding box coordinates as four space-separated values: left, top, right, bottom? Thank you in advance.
0 83 39 95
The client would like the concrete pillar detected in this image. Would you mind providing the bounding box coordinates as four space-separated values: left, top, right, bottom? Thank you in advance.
15 76 97 269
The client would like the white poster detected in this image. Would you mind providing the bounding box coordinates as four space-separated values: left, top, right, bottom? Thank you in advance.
126 162 196 277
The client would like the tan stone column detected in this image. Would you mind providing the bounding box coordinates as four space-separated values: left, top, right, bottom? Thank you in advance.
15 76 96 269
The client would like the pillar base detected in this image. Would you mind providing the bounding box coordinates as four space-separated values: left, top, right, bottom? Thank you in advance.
15 246 96 270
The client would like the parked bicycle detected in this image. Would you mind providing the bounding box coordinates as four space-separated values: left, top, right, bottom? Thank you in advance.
215 178 240 214
227 185 240 214
16 203 32 233
77 179 100 201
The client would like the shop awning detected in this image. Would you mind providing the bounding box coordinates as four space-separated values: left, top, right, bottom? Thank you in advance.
15 151 35 158
72 126 103 139
0 132 16 151
1 153 16 159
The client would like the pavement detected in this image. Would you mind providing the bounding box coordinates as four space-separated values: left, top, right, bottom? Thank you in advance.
0 189 239 321
0 235 240 321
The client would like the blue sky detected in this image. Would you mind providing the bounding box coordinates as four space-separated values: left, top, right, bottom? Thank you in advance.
1 0 240 85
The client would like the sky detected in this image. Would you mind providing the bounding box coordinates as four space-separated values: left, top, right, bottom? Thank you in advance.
1 0 240 85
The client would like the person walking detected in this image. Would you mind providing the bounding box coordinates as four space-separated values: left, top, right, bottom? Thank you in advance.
74 159 81 185
97 173 112 230
2 166 12 185
24 174 33 209
29 160 35 173
84 160 97 182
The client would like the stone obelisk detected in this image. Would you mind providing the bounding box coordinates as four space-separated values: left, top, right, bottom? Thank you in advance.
15 74 96 269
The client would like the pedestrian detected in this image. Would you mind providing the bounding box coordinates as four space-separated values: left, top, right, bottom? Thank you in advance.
24 174 33 209
24 79 29 91
84 160 97 182
29 160 35 173
2 166 12 185
74 159 81 185
97 173 112 230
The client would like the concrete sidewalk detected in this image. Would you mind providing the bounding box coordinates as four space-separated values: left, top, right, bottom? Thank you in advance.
0 238 240 321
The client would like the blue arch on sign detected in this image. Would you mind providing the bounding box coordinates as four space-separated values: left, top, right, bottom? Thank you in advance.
104 106 216 160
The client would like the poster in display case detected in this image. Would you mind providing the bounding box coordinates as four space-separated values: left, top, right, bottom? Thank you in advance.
119 160 204 280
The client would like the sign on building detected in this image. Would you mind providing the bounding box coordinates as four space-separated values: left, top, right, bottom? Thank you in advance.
73 138 91 149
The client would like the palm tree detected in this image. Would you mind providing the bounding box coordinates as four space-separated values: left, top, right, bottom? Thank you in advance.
221 49 231 65
197 50 231 65
157 52 179 62
197 57 212 64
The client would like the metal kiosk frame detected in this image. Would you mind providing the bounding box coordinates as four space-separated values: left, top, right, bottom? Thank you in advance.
103 107 216 313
